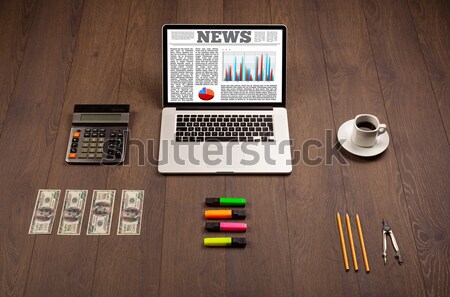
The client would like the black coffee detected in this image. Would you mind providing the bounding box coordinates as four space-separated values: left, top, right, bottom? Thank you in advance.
357 121 376 131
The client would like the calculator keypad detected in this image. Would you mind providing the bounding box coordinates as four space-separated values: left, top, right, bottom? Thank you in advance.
66 127 127 164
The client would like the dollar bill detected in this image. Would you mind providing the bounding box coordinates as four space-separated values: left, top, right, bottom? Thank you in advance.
57 190 88 235
87 190 115 235
117 190 144 235
29 189 61 234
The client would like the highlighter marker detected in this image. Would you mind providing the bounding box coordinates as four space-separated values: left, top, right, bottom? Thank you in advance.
204 237 247 248
205 222 247 232
205 197 246 207
204 210 246 220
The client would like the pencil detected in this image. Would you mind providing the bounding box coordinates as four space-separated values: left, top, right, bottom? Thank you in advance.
356 214 370 272
345 213 358 271
336 213 349 271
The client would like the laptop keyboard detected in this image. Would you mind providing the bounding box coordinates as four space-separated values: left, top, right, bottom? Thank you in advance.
175 114 274 142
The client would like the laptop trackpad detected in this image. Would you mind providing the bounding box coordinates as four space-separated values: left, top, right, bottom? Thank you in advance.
176 142 242 171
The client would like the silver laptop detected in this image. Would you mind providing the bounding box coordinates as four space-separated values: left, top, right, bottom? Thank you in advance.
158 25 292 174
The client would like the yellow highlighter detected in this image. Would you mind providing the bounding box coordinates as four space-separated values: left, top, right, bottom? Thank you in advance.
204 237 246 248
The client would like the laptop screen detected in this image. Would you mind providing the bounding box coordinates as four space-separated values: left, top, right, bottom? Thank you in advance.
163 25 286 107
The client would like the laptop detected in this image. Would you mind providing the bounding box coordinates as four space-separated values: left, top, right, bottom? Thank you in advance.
158 24 292 174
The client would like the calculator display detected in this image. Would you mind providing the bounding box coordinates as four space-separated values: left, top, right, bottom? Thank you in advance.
80 114 122 121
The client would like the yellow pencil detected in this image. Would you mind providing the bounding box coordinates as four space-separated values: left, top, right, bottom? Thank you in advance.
337 213 349 271
356 214 370 272
346 213 358 271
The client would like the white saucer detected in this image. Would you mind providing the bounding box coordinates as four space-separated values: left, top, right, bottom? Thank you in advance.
337 119 389 157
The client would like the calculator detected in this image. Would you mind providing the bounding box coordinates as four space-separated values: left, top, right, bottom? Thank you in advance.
65 104 130 164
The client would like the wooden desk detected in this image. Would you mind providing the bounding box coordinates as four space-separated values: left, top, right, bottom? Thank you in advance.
0 0 448 296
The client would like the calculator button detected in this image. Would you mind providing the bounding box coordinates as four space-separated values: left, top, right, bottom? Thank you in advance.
110 133 116 137
73 132 80 138
89 148 96 153
79 153 87 159
93 129 98 132
100 128 106 132
91 138 98 142
81 148 88 153
92 133 98 137
69 153 76 159
97 143 103 148
71 143 78 147
70 148 77 153
117 133 123 138
96 153 103 158
88 153 95 158
96 148 103 153
90 143 96 147
84 138 90 142
84 133 91 137
82 143 89 148
72 138 78 142
98 138 105 142
99 133 105 137
85 128 91 132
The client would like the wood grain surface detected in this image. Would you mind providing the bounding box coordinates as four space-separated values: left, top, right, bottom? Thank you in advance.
0 0 448 296
408 0 450 143
0 0 38 133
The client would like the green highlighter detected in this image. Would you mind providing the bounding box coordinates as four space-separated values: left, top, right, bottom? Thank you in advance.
205 197 246 207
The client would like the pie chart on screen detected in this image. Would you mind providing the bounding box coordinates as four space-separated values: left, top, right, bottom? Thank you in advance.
198 87 214 100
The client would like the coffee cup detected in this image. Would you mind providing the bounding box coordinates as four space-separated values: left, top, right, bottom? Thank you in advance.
351 114 387 147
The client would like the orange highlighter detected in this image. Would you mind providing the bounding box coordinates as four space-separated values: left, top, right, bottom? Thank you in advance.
204 210 246 220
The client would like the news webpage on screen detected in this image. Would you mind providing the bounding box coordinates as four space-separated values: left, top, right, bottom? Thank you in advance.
167 29 283 103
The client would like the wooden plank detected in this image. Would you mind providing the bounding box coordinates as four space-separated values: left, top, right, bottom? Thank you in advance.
0 0 84 296
159 1 226 296
224 176 292 296
23 0 130 296
222 1 292 296
408 0 450 142
316 0 427 295
0 0 39 133
90 0 176 296
362 0 450 296
271 0 360 295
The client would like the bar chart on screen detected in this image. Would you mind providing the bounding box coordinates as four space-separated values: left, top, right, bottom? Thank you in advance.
223 51 276 82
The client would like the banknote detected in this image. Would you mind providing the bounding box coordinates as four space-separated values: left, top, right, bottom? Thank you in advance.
57 190 88 235
87 190 115 235
29 189 61 234
117 190 144 235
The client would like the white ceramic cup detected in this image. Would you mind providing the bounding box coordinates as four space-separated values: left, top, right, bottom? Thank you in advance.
351 114 387 147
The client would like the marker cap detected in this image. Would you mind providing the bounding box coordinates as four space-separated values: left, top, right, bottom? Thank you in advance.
231 237 247 247
205 222 221 232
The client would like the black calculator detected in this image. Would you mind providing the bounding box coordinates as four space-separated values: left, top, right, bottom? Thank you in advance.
65 104 130 164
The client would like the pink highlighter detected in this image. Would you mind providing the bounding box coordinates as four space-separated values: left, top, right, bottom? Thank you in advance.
205 222 247 232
